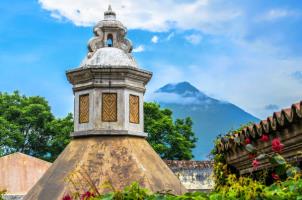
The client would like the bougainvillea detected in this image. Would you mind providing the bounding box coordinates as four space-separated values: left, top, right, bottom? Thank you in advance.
271 172 280 180
252 159 260 169
260 134 269 142
248 153 256 160
272 138 284 153
241 133 296 182
62 195 72 200
80 191 95 200
213 123 301 188
60 178 302 200
245 138 251 144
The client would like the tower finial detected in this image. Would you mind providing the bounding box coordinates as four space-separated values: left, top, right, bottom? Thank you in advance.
104 4 116 20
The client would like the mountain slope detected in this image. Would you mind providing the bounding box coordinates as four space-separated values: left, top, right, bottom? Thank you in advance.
153 82 259 160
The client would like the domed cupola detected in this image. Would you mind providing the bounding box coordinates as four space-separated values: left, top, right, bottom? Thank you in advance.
80 6 136 68
86 5 132 59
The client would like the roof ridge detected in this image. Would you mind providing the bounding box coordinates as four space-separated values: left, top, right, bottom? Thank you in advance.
0 152 51 165
218 100 302 153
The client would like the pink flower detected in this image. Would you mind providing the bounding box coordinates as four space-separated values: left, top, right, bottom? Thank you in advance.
272 138 284 153
245 138 251 144
252 159 260 169
272 172 280 180
80 191 95 200
248 154 256 160
260 134 269 142
62 195 72 200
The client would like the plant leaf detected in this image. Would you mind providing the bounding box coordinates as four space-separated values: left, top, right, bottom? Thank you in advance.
245 144 256 153
273 154 286 165
286 167 301 178
256 154 267 160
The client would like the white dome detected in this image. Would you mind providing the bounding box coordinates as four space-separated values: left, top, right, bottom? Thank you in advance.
80 47 138 68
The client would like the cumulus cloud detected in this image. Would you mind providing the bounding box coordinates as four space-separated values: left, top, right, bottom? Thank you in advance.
145 38 302 119
37 0 302 119
132 45 144 52
185 34 203 45
151 35 159 43
258 9 300 21
38 0 242 33
148 92 199 105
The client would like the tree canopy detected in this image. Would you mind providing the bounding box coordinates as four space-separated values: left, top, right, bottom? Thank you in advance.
144 102 197 160
0 92 197 161
0 91 72 161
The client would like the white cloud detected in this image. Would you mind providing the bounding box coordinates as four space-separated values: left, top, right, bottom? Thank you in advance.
145 39 302 119
37 0 302 120
257 9 300 21
38 0 242 34
132 45 144 52
148 92 199 105
185 34 203 45
151 35 159 43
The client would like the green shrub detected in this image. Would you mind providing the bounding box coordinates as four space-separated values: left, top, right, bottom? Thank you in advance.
0 190 6 200
62 177 302 200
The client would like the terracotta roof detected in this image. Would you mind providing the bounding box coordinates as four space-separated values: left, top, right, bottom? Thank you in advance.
164 160 213 170
217 101 302 153
0 152 51 195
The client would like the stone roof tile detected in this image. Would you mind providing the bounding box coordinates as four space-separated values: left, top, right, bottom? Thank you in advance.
219 100 302 153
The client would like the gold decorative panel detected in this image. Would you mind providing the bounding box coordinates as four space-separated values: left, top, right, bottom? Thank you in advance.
129 95 139 124
102 93 117 122
79 94 89 123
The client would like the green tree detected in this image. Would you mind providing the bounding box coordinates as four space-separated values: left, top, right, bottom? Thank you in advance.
47 113 73 160
0 91 72 161
0 92 196 161
144 102 197 160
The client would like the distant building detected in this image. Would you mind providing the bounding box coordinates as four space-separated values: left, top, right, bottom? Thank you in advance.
165 160 214 192
0 153 51 199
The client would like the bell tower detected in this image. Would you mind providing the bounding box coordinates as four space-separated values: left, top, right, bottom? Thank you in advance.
24 6 186 200
67 5 151 138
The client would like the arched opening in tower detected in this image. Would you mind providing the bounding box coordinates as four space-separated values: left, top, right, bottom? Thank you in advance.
107 34 113 47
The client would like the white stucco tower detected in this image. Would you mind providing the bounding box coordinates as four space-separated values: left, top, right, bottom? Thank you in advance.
67 6 152 137
24 7 185 200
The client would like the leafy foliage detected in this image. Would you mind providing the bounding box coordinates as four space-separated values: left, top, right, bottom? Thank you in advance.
144 102 197 160
62 177 302 200
0 92 195 161
213 121 302 181
0 190 5 200
0 91 73 161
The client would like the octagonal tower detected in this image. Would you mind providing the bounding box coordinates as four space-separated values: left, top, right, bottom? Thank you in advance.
67 5 151 138
24 6 186 200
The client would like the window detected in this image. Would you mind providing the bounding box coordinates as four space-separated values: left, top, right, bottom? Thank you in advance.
106 34 113 47
129 95 139 124
79 94 89 123
102 93 117 122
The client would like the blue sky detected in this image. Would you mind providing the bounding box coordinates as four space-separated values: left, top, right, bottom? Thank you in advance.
0 0 302 119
